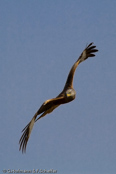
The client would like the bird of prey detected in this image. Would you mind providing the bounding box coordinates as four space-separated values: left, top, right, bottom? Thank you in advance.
19 42 98 153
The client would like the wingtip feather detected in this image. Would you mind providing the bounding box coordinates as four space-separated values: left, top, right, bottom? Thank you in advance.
19 117 35 153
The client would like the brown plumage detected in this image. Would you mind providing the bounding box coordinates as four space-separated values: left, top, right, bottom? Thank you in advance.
19 42 98 153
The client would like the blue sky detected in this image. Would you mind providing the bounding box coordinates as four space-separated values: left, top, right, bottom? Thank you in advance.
0 0 116 174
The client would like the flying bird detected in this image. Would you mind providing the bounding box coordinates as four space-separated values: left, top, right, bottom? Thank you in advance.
19 42 98 153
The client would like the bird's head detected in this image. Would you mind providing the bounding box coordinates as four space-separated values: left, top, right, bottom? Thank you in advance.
65 88 76 102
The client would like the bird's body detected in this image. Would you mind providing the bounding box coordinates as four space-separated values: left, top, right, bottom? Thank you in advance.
19 43 98 153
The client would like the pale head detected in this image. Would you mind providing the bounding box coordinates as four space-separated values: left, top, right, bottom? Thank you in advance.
65 88 76 102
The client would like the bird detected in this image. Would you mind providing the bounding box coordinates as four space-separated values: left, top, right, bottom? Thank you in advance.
19 42 98 153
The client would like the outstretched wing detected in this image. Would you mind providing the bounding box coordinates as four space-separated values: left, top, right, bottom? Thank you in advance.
63 42 98 90
19 96 64 153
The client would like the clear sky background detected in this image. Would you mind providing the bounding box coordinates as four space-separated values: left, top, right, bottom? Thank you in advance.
0 1 116 174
